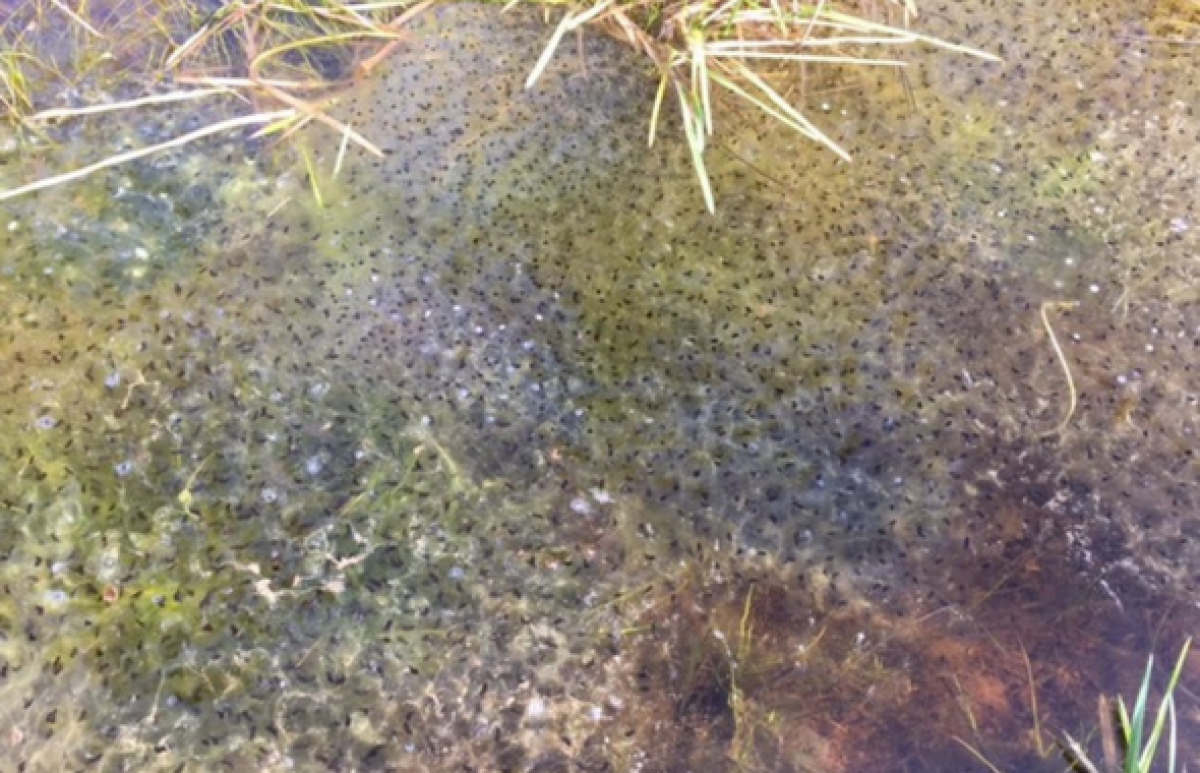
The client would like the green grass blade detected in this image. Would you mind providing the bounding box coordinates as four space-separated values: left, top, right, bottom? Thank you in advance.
648 72 668 147
1126 655 1153 773
690 28 713 136
300 145 324 208
675 81 715 213
1140 638 1191 772
1118 694 1133 742
1167 695 1177 773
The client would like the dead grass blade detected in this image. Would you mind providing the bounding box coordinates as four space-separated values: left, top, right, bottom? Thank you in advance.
818 8 1002 61
249 78 383 156
711 60 850 161
32 88 235 122
48 0 103 38
526 0 613 88
0 110 294 203
354 0 436 77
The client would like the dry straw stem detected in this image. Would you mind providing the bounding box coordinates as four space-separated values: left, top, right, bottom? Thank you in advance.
1039 300 1079 436
166 0 413 156
47 0 103 38
0 110 294 202
31 87 236 121
521 0 1000 211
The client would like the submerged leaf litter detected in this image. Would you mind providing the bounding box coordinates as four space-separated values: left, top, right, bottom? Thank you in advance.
1 2 1199 771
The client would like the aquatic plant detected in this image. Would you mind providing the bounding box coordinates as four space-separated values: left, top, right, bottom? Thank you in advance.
957 639 1194 773
1065 638 1193 773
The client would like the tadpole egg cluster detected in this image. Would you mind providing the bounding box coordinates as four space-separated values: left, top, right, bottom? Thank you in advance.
1 0 1198 770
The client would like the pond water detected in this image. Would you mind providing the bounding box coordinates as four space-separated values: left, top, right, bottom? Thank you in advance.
1 2 1198 772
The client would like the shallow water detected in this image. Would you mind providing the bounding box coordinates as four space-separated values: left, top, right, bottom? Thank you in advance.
1 1 1198 771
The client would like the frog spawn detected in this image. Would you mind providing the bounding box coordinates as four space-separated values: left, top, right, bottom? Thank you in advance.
2 1 1200 771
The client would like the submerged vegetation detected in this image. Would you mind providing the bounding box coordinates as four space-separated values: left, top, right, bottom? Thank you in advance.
1068 639 1193 773
956 639 1194 773
2 0 997 209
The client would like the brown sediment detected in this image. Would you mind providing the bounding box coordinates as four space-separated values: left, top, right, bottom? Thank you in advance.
612 471 1199 772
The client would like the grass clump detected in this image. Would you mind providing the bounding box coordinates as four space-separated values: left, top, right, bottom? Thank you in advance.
958 638 1194 773
1066 638 1192 773
521 0 999 210
1 0 997 209
0 0 420 202
951 638 1194 773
